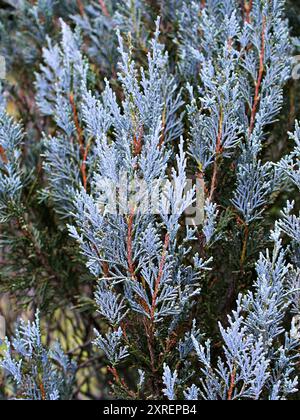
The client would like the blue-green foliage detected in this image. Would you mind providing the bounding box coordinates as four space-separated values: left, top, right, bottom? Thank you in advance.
0 312 76 400
0 0 299 401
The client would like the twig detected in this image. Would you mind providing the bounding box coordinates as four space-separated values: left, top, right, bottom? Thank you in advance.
108 366 136 398
244 0 253 24
39 382 46 401
0 146 7 163
143 317 156 373
150 234 170 321
81 139 91 191
137 234 171 376
249 16 266 136
158 108 166 149
76 0 84 16
239 17 266 272
240 224 249 269
102 261 110 277
69 93 84 155
69 93 89 190
228 367 236 400
209 110 223 201
127 209 136 280
98 0 110 17
133 127 144 156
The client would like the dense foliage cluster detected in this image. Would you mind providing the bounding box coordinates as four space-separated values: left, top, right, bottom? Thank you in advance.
0 0 299 400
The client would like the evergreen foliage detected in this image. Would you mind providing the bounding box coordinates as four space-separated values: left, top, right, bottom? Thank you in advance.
0 0 299 400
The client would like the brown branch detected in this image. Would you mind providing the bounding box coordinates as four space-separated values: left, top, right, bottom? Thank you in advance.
158 108 166 149
0 146 7 164
150 233 170 321
69 93 84 155
127 209 136 280
244 0 253 24
240 224 249 269
143 317 156 372
133 127 144 157
39 382 46 401
238 18 266 272
227 367 236 401
98 0 110 17
102 261 110 277
209 111 223 201
126 208 153 328
248 16 266 136
209 162 218 202
81 139 91 191
134 234 171 374
69 93 89 190
108 366 136 398
76 0 84 16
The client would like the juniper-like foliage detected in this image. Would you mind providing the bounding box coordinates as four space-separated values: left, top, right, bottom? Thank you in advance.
0 312 76 400
163 226 299 400
0 0 299 401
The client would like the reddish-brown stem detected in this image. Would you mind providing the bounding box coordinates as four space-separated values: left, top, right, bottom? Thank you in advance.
158 109 166 149
76 0 84 16
70 93 89 190
165 332 179 356
127 209 136 280
102 262 110 277
98 0 110 17
240 224 249 269
81 140 91 191
108 366 136 398
143 318 156 372
150 234 170 321
70 93 84 155
209 162 218 202
39 382 46 401
0 146 7 163
135 232 169 374
126 210 151 314
228 368 236 401
244 0 253 23
133 127 144 156
248 16 266 136
120 321 129 342
209 111 223 202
